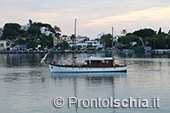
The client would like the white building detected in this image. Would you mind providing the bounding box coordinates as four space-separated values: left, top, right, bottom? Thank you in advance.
20 24 30 31
97 33 106 39
68 40 103 50
114 35 122 42
60 35 70 41
53 36 70 46
40 27 54 36
77 35 89 42
121 29 127 36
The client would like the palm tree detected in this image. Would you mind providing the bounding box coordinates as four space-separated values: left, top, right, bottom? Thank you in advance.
54 26 61 33
28 19 33 25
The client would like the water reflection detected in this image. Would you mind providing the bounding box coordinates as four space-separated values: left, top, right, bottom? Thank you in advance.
50 72 127 90
50 73 126 113
50 72 126 80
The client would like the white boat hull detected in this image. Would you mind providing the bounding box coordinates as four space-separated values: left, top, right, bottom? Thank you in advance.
49 65 127 73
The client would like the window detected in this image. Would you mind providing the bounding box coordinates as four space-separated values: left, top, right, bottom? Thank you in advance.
105 60 109 63
0 43 4 47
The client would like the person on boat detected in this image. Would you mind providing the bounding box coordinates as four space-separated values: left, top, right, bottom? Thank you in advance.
63 60 67 65
73 60 75 66
53 60 57 65
57 60 61 65
68 60 71 65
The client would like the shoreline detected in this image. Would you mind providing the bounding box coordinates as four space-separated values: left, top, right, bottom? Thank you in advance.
0 51 95 54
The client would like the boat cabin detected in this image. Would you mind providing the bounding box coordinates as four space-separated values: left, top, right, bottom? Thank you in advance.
85 57 114 67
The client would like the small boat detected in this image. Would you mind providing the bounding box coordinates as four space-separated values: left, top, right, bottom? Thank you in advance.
49 19 127 73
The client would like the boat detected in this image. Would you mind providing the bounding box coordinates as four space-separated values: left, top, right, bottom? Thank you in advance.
49 19 127 73
49 57 126 73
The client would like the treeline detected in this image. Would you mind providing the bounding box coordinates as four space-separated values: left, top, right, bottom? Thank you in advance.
0 19 61 49
118 28 170 49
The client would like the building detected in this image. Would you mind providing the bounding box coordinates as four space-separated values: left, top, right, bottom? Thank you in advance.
61 35 70 41
77 35 89 42
97 33 106 39
68 40 103 50
40 27 54 36
121 29 127 36
115 35 122 42
53 39 65 46
53 35 71 46
85 40 103 50
0 40 7 50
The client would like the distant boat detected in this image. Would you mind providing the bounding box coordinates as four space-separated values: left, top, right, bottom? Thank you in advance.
49 19 127 73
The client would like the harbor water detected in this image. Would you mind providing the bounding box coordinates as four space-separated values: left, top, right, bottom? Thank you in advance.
0 53 170 113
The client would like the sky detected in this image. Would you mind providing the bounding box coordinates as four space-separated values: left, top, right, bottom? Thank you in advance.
0 0 170 39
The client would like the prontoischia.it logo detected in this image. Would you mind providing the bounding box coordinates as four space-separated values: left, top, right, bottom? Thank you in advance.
53 97 160 108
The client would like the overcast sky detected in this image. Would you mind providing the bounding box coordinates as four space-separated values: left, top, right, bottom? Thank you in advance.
0 0 170 38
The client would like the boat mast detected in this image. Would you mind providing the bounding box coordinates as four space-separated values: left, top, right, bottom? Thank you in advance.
112 27 115 66
74 18 77 60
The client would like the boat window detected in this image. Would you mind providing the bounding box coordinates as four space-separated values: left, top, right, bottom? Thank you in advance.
102 60 105 63
105 60 109 63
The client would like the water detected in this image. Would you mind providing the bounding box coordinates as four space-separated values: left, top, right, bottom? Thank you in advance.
0 53 170 113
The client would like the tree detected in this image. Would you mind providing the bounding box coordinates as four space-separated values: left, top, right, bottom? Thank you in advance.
62 35 68 37
132 28 156 38
2 23 21 39
27 40 39 49
55 33 61 38
101 34 112 48
83 38 90 42
118 35 139 45
28 19 33 25
15 39 27 45
168 30 170 35
28 26 40 36
54 25 61 32
40 35 54 49
62 41 69 49
167 36 170 48
70 34 75 40
55 41 70 50
158 27 162 34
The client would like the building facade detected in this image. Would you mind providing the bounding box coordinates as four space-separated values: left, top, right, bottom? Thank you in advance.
53 36 71 46
68 40 103 50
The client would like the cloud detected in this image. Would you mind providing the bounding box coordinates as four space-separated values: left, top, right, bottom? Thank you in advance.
0 0 170 38
85 6 170 27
